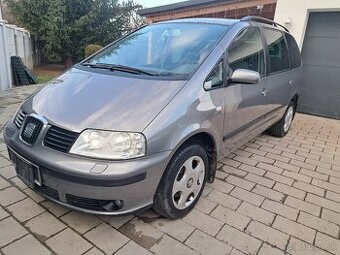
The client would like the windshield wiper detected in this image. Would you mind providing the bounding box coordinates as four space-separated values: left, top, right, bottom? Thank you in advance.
82 63 156 76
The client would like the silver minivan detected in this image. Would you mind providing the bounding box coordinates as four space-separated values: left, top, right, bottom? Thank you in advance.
4 16 301 219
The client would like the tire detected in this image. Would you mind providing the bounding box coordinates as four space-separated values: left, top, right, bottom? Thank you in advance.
268 102 295 137
153 143 208 219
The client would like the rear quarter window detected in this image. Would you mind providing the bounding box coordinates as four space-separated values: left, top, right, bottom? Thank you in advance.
285 33 302 69
263 28 290 74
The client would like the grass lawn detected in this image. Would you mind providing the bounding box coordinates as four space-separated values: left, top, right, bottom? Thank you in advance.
33 64 65 84
36 74 55 84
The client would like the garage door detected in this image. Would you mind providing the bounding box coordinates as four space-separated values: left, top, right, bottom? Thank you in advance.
298 12 340 119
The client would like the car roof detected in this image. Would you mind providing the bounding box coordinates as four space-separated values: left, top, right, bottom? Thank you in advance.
158 18 240 26
156 17 289 33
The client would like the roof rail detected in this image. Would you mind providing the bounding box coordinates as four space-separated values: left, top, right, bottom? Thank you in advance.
241 16 289 33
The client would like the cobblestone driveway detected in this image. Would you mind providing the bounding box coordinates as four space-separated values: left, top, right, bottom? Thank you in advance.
1 85 340 255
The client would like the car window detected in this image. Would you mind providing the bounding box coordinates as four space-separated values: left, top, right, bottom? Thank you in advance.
228 28 265 77
204 60 223 89
285 33 301 69
86 23 228 78
263 28 290 73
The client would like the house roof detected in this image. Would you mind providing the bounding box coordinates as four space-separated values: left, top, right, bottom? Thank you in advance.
137 0 233 16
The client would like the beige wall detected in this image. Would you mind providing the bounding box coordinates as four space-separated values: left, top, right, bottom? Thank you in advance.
274 0 340 49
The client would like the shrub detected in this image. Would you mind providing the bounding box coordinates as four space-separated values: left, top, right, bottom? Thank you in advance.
85 44 103 58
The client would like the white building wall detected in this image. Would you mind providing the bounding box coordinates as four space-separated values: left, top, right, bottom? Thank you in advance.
0 20 34 91
274 0 340 49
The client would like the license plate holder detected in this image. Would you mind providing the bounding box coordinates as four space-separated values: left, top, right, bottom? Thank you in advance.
8 148 42 188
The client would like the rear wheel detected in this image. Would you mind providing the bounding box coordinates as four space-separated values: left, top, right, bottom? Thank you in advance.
153 144 208 219
268 102 295 137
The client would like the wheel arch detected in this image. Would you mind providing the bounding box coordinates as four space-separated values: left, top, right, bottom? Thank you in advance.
171 131 218 183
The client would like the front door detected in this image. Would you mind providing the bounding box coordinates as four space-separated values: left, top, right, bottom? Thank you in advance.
222 27 269 155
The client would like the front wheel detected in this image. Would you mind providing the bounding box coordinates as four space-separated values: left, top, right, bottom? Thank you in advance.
268 103 295 137
153 144 208 219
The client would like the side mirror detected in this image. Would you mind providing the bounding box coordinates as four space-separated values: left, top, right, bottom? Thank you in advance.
230 69 260 84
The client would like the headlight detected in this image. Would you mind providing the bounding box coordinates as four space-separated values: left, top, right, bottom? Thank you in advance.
70 130 146 159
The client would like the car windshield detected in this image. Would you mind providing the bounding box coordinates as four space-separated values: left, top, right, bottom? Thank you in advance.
85 23 228 77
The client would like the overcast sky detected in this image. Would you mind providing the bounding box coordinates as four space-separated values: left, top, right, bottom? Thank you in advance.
135 0 183 8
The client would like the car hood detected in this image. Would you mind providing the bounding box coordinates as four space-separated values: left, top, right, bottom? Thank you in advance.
26 67 186 133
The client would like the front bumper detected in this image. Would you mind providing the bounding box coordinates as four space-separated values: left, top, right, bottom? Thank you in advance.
4 119 171 215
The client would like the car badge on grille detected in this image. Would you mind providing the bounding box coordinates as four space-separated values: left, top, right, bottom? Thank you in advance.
23 123 37 139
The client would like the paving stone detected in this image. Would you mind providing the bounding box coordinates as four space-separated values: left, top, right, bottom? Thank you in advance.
273 216 316 244
246 221 289 249
150 236 198 255
185 229 232 255
274 182 306 200
297 212 339 237
217 224 261 255
0 165 16 179
0 217 27 247
25 212 67 240
119 218 163 249
238 164 265 176
99 214 134 229
321 209 340 226
230 187 264 206
2 235 51 255
0 158 11 168
151 218 194 242
229 248 246 255
233 156 258 166
83 247 105 255
306 193 340 213
0 176 10 189
46 228 92 255
116 241 153 255
315 232 340 255
222 165 247 177
312 179 340 194
207 190 241 210
85 223 129 254
183 209 223 237
287 237 332 255
10 177 27 190
283 170 312 183
264 171 294 185
299 168 329 181
195 197 217 214
284 196 321 216
293 181 325 196
237 202 274 225
207 179 234 194
22 188 45 203
7 198 45 222
274 161 300 173
262 199 298 220
226 175 255 191
252 185 285 202
0 206 9 220
60 211 101 234
258 162 283 174
40 201 69 217
245 173 275 188
0 187 26 207
211 205 250 230
258 243 285 255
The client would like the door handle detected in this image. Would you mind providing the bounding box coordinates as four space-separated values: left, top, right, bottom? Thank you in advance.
289 80 295 86
261 88 269 97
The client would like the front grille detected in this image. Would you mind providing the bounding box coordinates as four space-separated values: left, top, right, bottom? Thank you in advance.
20 116 44 144
44 126 79 153
66 194 123 212
35 185 59 200
14 110 26 129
